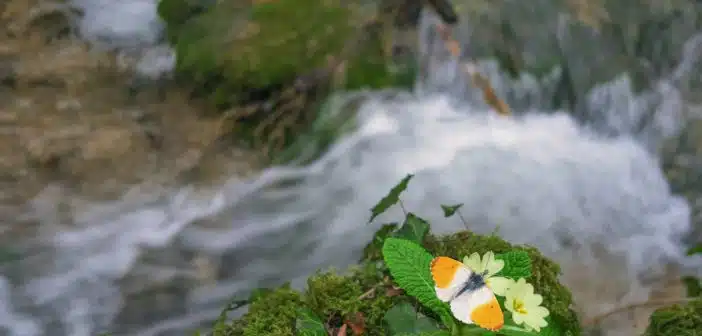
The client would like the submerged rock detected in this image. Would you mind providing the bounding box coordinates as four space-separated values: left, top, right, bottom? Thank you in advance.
451 0 702 112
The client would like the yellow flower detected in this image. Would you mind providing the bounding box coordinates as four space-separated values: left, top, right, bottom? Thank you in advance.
504 278 550 331
462 251 512 296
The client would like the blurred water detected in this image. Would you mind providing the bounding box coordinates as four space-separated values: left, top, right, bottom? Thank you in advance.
1 1 702 335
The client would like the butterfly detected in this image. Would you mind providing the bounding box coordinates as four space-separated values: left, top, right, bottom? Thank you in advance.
430 256 504 331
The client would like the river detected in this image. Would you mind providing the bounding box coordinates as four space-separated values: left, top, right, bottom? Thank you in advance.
1 1 702 335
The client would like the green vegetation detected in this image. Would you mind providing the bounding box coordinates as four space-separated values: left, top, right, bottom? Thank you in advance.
192 174 702 336
157 0 415 160
204 175 580 335
644 299 702 336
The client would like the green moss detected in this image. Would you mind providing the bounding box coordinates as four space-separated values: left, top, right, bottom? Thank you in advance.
156 0 214 44
229 284 303 336
422 232 580 335
643 299 702 336
342 24 417 91
306 265 395 334
216 230 580 336
163 0 414 103
220 264 393 336
168 0 355 107
158 0 416 161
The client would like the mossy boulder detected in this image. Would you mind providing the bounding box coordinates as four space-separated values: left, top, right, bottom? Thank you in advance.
215 229 581 335
643 299 702 336
159 0 415 106
156 0 215 44
167 0 355 107
157 0 415 159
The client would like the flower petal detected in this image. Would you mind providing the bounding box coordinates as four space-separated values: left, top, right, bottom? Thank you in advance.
508 278 529 298
524 293 543 307
504 295 515 312
486 276 513 297
485 254 504 277
511 311 525 325
531 306 550 319
481 251 494 272
463 253 483 272
522 313 548 331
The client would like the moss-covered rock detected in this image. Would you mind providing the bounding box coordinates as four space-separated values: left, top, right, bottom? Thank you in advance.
157 0 416 160
226 284 304 336
156 0 215 44
169 0 354 106
215 230 580 335
421 232 580 335
643 299 702 336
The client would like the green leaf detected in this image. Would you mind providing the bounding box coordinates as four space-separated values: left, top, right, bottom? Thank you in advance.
686 244 702 256
295 307 327 336
681 276 702 297
456 324 496 335
362 223 399 261
393 213 430 244
393 331 451 336
382 238 454 328
384 302 440 334
497 324 540 335
535 317 563 336
369 174 414 223
495 251 532 279
440 204 463 218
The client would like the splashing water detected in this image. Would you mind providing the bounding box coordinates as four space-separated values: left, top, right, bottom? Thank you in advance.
2 1 702 336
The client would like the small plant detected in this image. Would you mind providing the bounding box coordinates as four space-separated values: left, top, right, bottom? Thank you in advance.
361 174 560 336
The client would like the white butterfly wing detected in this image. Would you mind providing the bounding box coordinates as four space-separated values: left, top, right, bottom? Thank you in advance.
448 286 495 324
434 264 473 302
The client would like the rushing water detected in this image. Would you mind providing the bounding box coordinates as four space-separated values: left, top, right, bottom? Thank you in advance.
2 1 702 335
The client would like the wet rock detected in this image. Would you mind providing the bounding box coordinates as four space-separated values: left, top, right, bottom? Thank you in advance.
662 115 702 243
0 55 17 87
168 0 356 106
453 0 702 111
158 0 415 159
79 128 135 161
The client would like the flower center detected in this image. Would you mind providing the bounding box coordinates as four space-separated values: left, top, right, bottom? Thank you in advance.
513 299 528 314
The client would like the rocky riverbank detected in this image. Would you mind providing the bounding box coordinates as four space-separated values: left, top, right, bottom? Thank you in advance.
0 0 701 335
0 0 264 204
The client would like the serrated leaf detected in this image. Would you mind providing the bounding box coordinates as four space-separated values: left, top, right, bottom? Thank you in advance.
384 302 440 334
382 238 454 328
295 307 327 336
440 204 463 218
368 174 414 223
495 251 532 279
681 276 702 297
393 213 430 244
686 244 702 256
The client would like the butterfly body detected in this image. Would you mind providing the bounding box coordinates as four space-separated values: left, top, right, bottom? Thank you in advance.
430 256 504 331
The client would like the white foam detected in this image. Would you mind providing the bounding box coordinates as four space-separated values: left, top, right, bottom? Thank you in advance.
71 0 163 49
2 2 700 335
5 83 696 336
